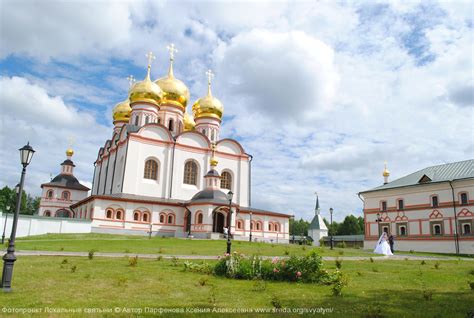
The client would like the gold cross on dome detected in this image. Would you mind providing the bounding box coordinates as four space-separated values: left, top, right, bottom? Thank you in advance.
145 51 156 68
68 136 75 148
127 75 136 88
206 69 215 86
166 43 178 61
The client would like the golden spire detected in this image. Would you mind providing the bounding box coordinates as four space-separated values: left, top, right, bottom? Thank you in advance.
383 161 390 177
166 43 178 77
145 51 156 80
210 142 218 167
206 69 214 96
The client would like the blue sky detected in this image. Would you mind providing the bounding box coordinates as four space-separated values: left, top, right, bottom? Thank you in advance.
0 0 472 222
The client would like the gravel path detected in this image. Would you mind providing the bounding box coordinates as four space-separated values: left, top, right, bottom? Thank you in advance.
7 250 473 261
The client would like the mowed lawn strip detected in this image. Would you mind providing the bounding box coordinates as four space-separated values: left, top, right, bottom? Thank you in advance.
13 233 377 257
2 256 473 318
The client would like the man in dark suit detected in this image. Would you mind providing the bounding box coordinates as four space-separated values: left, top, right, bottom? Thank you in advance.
388 234 395 253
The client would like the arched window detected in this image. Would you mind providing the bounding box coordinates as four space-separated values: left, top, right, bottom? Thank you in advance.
133 211 140 221
143 212 150 222
250 221 254 230
116 210 123 220
460 192 468 205
144 159 158 180
400 226 406 236
256 221 262 231
62 191 70 200
274 223 280 232
145 116 150 124
167 214 175 224
211 129 215 141
135 116 139 126
196 212 203 224
168 119 174 132
397 199 404 210
433 224 441 235
44 210 51 217
380 201 387 212
237 220 243 230
159 213 165 223
178 121 182 133
268 223 273 231
221 171 232 190
106 209 113 219
157 117 161 124
202 128 206 135
46 190 54 199
431 195 438 207
183 161 198 185
463 224 471 235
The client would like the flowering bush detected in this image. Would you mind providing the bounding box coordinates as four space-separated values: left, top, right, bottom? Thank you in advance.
213 250 330 283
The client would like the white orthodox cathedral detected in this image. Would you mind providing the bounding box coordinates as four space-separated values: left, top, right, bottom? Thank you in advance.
38 46 291 243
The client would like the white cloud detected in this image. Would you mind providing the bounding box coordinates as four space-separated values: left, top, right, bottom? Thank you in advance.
214 29 338 122
0 76 110 195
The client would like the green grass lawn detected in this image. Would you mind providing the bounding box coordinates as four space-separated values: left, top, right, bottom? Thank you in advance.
13 233 377 257
2 256 473 317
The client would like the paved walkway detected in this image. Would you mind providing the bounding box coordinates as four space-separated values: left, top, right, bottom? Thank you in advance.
10 250 474 261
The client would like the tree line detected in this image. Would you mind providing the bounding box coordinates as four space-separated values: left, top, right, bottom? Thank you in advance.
0 186 40 215
290 215 364 237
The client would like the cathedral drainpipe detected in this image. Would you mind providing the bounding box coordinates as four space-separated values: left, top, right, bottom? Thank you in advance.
168 140 176 199
246 154 253 206
449 181 460 255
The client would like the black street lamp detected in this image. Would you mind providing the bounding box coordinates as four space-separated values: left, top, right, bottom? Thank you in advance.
226 190 233 254
249 211 253 242
1 142 35 292
330 207 334 250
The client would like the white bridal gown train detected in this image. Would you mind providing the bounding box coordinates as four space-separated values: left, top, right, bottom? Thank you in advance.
373 233 393 256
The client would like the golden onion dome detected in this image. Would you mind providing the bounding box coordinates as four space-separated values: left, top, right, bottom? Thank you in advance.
66 148 74 157
192 70 223 120
383 162 390 177
129 53 163 106
155 59 190 110
112 99 132 123
183 112 196 131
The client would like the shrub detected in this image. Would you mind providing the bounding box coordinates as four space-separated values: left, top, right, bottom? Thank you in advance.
335 259 342 269
171 256 179 267
469 269 474 275
116 277 128 287
61 259 68 265
183 261 213 275
284 249 290 256
60 247 64 251
271 295 282 309
124 249 131 254
129 256 138 267
301 246 306 251
338 250 344 256
88 250 95 260
421 260 426 265
356 271 363 277
370 257 374 263
336 241 347 249
156 256 163 261
409 250 415 254
198 277 208 286
422 289 433 301
157 248 164 254
469 281 474 290
331 271 349 297
319 238 324 247
70 265 77 273
434 262 440 270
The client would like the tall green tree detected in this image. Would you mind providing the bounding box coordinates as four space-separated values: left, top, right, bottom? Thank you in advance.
0 186 40 215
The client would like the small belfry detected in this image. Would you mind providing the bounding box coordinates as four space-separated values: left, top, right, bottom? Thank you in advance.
383 162 390 184
192 69 224 142
308 192 328 246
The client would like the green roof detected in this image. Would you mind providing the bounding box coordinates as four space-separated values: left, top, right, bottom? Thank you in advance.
309 214 321 230
360 159 474 194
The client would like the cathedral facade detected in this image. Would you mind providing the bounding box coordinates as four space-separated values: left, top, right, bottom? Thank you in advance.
39 47 290 243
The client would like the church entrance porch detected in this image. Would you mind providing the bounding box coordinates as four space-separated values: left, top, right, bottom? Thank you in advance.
212 211 226 233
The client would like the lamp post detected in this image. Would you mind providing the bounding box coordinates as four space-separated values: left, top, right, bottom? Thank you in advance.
1 142 35 292
226 190 233 254
249 211 253 242
1 205 11 245
329 207 334 250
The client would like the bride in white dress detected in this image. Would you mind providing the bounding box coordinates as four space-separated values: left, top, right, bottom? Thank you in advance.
373 232 393 255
